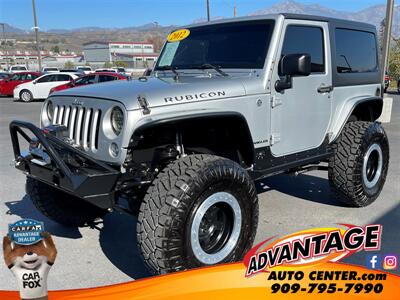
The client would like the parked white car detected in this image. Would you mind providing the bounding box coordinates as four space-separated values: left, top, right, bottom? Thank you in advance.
8 65 28 73
76 66 92 74
42 67 59 73
14 72 79 102
95 68 117 73
111 67 126 74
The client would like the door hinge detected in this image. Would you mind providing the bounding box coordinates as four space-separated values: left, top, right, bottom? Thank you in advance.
270 95 282 108
270 133 281 145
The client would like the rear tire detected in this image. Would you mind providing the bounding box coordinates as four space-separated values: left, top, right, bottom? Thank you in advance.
26 177 107 226
20 90 33 102
137 154 258 274
329 121 389 207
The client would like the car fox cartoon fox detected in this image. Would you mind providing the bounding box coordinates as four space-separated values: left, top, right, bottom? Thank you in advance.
3 232 57 300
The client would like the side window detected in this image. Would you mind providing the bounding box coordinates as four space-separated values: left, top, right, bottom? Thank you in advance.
19 74 28 80
335 29 377 73
281 25 325 73
10 74 20 81
37 75 52 83
98 75 116 82
56 74 72 82
75 75 96 85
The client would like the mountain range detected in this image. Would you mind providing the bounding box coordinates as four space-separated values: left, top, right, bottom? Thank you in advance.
251 0 398 35
3 0 397 35
2 0 400 54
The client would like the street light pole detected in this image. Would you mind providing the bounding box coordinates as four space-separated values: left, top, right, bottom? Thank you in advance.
31 0 42 71
206 0 211 22
0 23 9 70
381 0 394 83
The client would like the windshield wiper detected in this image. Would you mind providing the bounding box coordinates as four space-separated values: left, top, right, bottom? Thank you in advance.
198 63 229 77
155 66 180 81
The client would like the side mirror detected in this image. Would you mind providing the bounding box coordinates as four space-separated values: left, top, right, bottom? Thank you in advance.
143 68 152 76
32 80 37 84
275 54 311 92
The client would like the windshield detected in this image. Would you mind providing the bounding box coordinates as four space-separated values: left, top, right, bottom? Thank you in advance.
155 20 274 70
12 66 26 70
45 68 58 71
78 67 91 71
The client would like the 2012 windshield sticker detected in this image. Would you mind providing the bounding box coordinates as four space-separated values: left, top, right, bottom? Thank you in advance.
244 224 381 277
167 29 190 42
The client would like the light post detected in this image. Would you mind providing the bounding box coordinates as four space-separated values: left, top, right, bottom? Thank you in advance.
206 0 211 22
381 0 394 83
31 0 42 71
0 23 9 70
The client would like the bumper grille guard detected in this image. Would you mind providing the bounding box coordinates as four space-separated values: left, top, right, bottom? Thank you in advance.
9 120 119 209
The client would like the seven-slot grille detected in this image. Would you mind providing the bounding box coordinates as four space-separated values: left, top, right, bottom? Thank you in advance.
52 104 102 151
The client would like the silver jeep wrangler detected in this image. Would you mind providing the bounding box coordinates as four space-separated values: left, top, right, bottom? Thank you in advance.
10 14 389 274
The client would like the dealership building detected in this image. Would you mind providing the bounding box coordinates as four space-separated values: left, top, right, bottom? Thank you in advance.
0 51 84 70
83 41 158 67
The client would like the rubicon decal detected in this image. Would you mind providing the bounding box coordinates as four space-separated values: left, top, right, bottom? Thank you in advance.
164 91 226 103
244 224 382 277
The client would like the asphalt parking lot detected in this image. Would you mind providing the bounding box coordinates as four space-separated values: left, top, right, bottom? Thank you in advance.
0 95 399 290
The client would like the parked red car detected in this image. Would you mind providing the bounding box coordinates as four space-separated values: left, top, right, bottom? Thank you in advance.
0 72 41 96
49 72 127 94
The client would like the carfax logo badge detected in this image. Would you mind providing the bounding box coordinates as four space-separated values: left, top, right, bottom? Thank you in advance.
8 219 44 245
244 224 382 276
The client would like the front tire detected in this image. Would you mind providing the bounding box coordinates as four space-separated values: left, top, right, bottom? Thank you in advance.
137 154 258 274
20 90 33 102
26 177 107 226
329 121 389 207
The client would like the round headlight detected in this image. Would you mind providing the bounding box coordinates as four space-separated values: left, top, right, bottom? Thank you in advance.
47 101 54 122
111 106 124 135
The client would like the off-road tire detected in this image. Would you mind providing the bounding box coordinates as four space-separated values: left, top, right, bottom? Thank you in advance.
26 177 107 226
20 90 33 102
329 121 389 207
137 154 259 274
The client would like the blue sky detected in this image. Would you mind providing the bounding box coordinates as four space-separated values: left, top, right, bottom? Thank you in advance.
0 0 386 30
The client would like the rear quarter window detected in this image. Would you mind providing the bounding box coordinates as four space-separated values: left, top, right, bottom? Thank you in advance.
335 28 378 73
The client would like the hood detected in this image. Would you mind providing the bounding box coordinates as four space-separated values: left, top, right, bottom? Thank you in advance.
14 81 31 89
51 75 258 110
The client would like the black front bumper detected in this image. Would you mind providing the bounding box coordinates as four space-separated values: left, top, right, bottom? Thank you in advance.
10 121 120 209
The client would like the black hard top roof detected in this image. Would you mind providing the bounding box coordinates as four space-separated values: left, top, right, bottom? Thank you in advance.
282 13 377 32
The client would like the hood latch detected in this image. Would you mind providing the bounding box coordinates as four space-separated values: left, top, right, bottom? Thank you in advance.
137 95 151 115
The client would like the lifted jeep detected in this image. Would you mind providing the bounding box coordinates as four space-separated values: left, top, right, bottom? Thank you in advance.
10 14 389 274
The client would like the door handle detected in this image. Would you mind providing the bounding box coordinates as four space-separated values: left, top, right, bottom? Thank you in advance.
317 84 333 93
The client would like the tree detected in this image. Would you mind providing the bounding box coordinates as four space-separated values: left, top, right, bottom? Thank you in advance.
147 35 164 52
51 45 60 53
64 61 74 69
379 19 385 57
103 61 112 68
115 60 128 68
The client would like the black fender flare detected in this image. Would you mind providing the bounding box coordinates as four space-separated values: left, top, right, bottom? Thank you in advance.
131 111 255 166
346 96 383 123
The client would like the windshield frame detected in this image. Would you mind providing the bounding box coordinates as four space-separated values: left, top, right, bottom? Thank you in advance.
155 19 275 71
